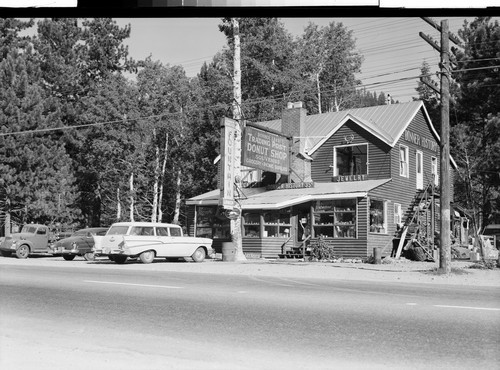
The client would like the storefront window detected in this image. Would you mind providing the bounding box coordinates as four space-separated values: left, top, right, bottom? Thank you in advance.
195 206 230 239
243 212 260 238
263 211 291 238
313 199 356 238
334 144 368 176
370 199 387 233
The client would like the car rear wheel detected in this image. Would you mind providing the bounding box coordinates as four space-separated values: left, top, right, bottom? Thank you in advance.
191 247 206 263
83 252 95 261
63 255 76 261
139 250 155 264
15 245 30 259
1 250 12 257
113 255 128 264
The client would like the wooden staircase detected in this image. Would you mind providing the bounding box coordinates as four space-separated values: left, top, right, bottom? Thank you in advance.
394 182 437 261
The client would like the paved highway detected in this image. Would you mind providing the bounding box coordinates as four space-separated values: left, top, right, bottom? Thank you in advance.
1 260 499 369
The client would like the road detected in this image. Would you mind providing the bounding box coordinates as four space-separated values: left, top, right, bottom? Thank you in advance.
0 259 499 370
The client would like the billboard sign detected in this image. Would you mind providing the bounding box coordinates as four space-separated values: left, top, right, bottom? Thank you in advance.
242 126 289 175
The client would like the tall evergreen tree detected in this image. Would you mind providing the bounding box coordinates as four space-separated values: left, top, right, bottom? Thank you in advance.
0 23 78 227
451 17 500 227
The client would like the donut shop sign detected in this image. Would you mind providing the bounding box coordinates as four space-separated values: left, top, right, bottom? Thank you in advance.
242 126 290 175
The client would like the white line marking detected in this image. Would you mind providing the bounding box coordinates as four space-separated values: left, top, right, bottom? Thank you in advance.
277 277 318 286
433 304 500 311
249 276 294 287
84 280 182 289
406 303 418 306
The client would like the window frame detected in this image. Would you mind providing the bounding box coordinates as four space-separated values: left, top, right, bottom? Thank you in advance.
312 199 357 239
369 198 387 234
399 145 409 178
431 156 438 186
394 202 402 226
333 143 369 177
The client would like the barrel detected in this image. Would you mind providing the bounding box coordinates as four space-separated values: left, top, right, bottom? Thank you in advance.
222 242 236 262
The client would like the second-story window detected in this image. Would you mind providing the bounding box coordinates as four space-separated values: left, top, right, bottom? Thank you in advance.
399 145 409 177
333 144 368 177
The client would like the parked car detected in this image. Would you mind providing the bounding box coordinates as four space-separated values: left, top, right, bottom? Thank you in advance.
52 227 109 261
0 224 56 259
92 222 214 264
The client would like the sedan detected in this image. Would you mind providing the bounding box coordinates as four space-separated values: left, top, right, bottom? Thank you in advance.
53 228 108 261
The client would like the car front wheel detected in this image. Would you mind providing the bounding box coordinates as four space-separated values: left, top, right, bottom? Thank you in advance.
83 252 95 261
191 247 206 263
139 250 155 264
15 245 30 259
63 255 76 261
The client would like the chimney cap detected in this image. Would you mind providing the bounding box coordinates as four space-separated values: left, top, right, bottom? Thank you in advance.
292 101 303 109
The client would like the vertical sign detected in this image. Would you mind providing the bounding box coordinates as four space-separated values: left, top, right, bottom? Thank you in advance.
219 117 239 210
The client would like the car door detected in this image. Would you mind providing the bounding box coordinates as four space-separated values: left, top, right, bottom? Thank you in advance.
155 226 184 257
32 226 49 252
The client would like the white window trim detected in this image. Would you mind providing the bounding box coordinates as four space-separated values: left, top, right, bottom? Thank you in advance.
431 156 438 186
399 145 409 178
394 203 402 226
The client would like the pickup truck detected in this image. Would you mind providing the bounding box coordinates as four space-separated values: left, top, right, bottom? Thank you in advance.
0 224 56 258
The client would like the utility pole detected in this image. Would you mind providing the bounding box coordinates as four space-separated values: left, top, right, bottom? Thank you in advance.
420 18 460 274
231 18 246 261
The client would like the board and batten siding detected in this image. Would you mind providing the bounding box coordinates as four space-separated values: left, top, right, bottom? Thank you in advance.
311 120 392 182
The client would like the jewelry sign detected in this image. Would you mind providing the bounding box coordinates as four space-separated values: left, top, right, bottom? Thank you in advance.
242 126 289 175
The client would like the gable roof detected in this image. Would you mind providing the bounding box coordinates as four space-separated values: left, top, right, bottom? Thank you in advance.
259 100 435 154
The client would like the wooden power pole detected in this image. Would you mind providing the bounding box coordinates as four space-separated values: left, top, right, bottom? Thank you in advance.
231 18 246 261
420 18 460 274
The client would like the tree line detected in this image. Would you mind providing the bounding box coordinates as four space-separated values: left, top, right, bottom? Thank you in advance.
0 17 498 233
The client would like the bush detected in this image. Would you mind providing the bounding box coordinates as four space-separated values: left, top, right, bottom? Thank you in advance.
469 259 499 270
309 236 337 261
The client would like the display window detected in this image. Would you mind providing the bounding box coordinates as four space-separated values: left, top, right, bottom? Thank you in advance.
370 198 387 233
313 199 357 238
263 210 291 238
243 212 260 238
195 206 230 239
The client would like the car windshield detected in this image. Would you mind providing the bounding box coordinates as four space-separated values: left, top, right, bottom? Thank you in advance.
21 226 37 234
483 226 500 235
107 226 129 235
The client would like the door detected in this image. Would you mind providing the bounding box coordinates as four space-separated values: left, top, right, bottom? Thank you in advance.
416 150 423 190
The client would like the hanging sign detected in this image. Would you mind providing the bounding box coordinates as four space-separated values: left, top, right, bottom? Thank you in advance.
242 126 289 175
219 117 239 210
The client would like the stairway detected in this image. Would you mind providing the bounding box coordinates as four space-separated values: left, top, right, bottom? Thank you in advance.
394 182 437 261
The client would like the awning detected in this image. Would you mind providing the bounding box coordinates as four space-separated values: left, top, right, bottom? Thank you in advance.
186 179 391 210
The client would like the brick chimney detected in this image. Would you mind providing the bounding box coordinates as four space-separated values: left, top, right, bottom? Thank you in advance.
281 102 312 183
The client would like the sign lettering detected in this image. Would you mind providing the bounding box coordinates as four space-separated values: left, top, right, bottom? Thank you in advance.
404 129 438 152
266 182 315 190
333 174 367 182
242 126 289 175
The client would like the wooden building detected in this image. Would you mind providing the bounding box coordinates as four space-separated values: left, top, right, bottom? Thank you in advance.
186 100 456 259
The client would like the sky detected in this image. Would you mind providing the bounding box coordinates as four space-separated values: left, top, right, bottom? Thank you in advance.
113 16 474 102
